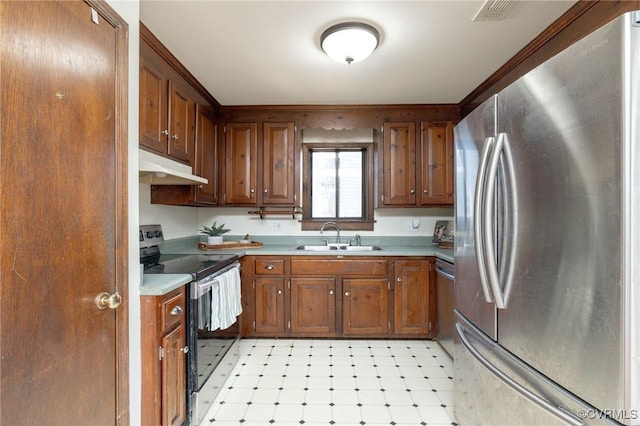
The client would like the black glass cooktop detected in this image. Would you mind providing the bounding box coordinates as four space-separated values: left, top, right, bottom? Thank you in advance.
143 253 238 280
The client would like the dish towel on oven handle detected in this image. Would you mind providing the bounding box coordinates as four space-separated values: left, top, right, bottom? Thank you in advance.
210 265 242 331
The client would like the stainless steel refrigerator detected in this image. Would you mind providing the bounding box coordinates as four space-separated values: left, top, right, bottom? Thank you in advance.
454 10 640 426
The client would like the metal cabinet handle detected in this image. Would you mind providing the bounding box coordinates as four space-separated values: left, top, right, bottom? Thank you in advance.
95 292 122 310
410 189 416 194
171 134 179 140
329 290 334 295
396 277 402 282
265 264 274 270
277 289 282 295
250 188 255 193
161 130 169 136
170 306 183 316
344 291 350 296
423 189 428 193
264 189 268 193
181 346 189 354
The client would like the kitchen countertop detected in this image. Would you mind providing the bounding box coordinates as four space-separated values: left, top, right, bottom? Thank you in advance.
140 235 454 296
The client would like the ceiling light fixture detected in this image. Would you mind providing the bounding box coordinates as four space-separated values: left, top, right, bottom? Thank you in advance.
320 22 379 65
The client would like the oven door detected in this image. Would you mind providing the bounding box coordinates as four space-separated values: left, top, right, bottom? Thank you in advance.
187 264 241 425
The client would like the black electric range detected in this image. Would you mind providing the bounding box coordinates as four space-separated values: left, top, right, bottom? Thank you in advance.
142 253 238 280
140 224 238 280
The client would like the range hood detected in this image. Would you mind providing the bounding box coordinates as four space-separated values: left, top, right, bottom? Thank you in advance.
138 149 208 185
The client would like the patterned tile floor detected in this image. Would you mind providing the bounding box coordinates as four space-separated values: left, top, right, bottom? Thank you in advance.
199 338 457 426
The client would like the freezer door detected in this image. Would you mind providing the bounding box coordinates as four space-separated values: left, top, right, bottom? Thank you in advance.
495 14 632 415
454 96 498 339
454 311 610 426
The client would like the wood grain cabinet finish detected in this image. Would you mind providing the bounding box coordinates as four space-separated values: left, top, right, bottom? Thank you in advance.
393 259 431 335
167 82 194 163
263 122 296 205
224 122 258 204
380 121 454 207
420 121 454 205
342 278 389 336
223 121 297 206
382 122 417 205
139 59 169 155
241 256 434 339
290 277 336 335
141 288 187 426
139 44 196 165
254 276 286 334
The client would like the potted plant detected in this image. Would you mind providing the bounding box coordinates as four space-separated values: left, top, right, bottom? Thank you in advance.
200 221 230 245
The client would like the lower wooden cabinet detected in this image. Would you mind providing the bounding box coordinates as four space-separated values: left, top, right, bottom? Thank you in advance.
240 255 434 339
141 287 188 426
343 278 389 336
254 276 286 334
290 277 336 335
393 259 431 335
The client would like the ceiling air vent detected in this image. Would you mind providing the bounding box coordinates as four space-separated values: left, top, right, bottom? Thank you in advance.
473 0 518 21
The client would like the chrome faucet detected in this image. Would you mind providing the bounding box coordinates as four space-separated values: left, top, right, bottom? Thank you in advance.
320 221 341 244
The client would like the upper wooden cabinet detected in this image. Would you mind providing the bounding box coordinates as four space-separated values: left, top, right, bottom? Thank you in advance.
262 122 296 205
139 59 168 155
420 121 454 205
380 121 454 207
222 121 296 206
139 48 195 165
224 122 258 204
382 122 417 205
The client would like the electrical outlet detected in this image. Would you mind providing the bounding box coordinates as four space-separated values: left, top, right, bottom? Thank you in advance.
269 220 281 229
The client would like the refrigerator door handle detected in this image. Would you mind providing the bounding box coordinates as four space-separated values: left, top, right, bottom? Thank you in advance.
456 323 586 426
497 132 517 307
484 133 506 308
473 136 496 304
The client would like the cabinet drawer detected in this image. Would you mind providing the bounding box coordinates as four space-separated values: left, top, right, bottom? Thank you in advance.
291 259 388 276
161 289 185 331
255 258 285 275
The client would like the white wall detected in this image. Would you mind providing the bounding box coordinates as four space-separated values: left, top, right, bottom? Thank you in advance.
139 187 453 239
139 183 200 239
105 1 140 425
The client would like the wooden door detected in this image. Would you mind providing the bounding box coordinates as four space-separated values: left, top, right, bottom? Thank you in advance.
0 2 128 424
224 123 258 204
343 278 389 336
290 278 336 335
194 105 219 205
382 122 416 205
394 260 430 335
420 122 454 205
161 325 187 426
255 277 286 334
262 122 295 205
139 58 168 155
168 81 193 163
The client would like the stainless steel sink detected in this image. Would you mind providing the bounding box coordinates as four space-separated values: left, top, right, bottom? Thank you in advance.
295 245 382 251
342 245 382 251
295 245 339 251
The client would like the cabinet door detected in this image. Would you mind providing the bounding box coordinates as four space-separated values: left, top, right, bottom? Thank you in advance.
343 278 389 336
224 123 258 204
255 277 286 334
167 81 193 163
139 59 168 154
263 122 295 205
194 105 218 205
290 278 336 335
394 260 430 335
161 324 187 426
382 122 416 205
420 121 454 205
